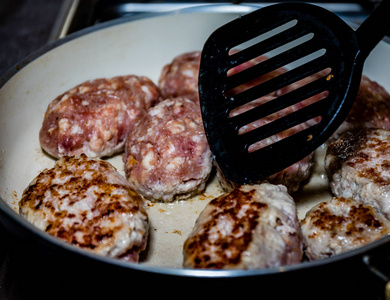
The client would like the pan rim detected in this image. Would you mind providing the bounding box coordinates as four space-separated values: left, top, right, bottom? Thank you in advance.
3 194 390 278
0 4 262 87
1 4 390 278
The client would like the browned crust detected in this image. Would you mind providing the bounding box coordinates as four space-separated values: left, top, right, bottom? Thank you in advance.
183 188 266 269
20 155 148 255
326 128 369 176
304 198 384 236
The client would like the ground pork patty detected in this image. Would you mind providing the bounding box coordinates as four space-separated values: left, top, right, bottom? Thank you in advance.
301 197 390 261
123 97 213 202
39 75 162 158
19 155 149 261
158 51 287 104
325 128 390 219
332 76 390 140
183 183 303 269
158 51 201 103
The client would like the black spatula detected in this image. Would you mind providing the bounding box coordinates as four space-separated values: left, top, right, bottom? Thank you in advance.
199 1 390 184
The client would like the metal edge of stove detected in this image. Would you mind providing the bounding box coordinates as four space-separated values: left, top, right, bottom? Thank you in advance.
49 0 371 41
48 0 81 41
49 1 266 40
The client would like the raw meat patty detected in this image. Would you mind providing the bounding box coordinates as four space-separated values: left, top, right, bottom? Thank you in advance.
123 97 213 202
158 51 201 103
19 155 149 262
39 75 162 158
301 197 390 261
332 76 390 140
158 51 287 104
183 183 303 269
325 128 390 219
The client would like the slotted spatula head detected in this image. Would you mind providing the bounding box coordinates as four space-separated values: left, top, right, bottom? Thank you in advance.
199 1 390 184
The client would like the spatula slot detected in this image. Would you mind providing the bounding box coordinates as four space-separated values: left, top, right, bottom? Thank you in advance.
247 116 322 153
228 19 298 57
228 66 332 151
228 32 314 77
225 46 327 104
231 87 329 135
228 68 331 136
238 98 327 151
284 48 326 71
228 67 330 117
225 43 327 99
281 68 331 98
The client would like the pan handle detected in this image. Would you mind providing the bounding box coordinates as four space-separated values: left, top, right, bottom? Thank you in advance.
363 254 390 300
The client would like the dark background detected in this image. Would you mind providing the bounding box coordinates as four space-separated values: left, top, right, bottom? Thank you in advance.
0 0 63 76
0 1 63 297
0 0 380 76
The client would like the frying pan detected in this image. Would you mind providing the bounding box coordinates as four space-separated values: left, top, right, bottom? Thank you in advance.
1 5 390 299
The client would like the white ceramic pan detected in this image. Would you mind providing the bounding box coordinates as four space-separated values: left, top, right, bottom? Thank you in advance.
1 5 390 298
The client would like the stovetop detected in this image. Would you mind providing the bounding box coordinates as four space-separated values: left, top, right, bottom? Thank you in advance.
51 0 379 40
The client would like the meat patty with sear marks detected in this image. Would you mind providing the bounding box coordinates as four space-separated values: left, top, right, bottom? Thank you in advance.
183 183 303 269
19 155 149 262
39 75 162 158
325 128 390 219
301 197 390 260
123 97 213 202
332 76 390 140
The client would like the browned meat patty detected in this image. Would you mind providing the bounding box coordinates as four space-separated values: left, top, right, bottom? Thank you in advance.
19 155 149 262
158 51 201 103
325 128 390 219
39 75 162 158
183 183 303 269
123 97 213 202
301 197 390 260
332 75 390 140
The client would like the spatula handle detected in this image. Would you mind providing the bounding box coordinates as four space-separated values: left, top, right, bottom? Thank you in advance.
357 0 390 58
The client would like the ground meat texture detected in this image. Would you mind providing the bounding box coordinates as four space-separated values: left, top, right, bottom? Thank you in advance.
332 76 390 140
183 184 303 269
158 51 287 104
158 51 201 103
19 155 149 261
39 75 162 158
123 97 213 202
301 197 390 261
325 128 390 219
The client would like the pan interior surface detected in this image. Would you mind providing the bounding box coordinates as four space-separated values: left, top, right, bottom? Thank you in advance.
0 9 390 277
